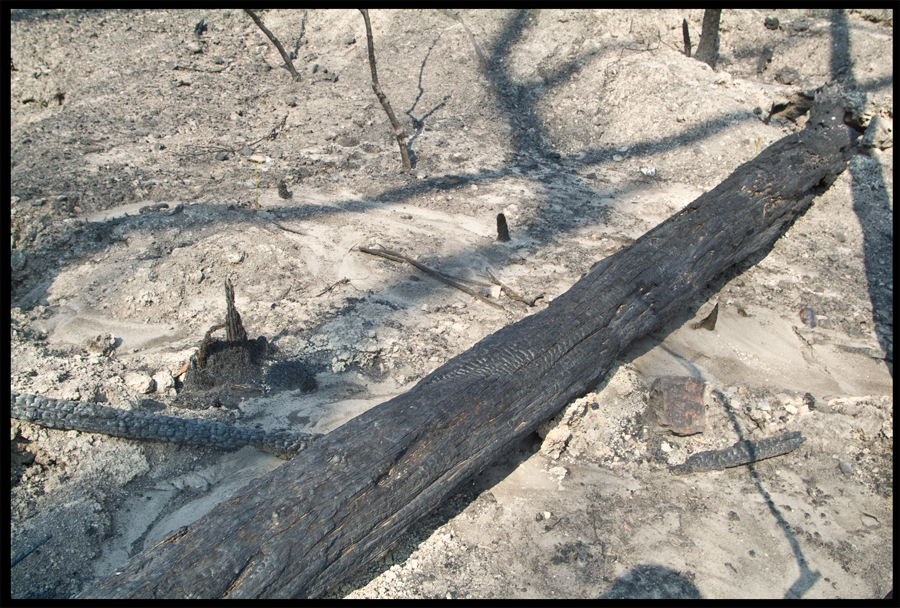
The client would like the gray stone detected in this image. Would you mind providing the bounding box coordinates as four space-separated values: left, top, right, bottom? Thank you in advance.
11 250 27 272
125 372 156 394
862 115 892 151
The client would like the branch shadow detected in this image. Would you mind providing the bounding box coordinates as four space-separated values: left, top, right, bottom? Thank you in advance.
829 9 893 377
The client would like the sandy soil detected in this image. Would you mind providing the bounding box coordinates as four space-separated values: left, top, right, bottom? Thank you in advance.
9 9 893 599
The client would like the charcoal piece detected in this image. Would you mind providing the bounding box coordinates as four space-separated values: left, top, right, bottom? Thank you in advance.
497 213 511 242
278 179 293 199
264 359 317 392
670 431 806 475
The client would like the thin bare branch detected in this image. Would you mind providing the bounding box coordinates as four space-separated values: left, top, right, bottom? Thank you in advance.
439 9 488 76
359 246 503 309
243 9 301 82
359 9 412 173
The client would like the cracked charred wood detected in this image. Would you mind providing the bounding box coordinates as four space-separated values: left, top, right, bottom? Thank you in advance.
80 86 856 599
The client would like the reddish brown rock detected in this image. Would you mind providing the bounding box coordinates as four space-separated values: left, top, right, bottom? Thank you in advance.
649 376 707 435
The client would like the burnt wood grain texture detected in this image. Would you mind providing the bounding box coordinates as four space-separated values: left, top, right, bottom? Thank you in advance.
81 87 856 599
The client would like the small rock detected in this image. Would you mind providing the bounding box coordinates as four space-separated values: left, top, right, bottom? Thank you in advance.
227 251 245 264
277 180 293 199
31 198 47 207
548 466 568 480
84 334 117 356
342 34 356 46
791 20 809 32
336 135 359 148
799 307 816 327
153 372 175 393
648 376 706 435
125 372 156 394
764 16 780 30
11 250 27 272
215 151 228 161
541 426 572 459
775 66 801 85
862 115 893 151
838 460 853 476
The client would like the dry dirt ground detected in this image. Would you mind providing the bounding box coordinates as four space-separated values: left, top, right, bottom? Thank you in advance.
8 9 893 599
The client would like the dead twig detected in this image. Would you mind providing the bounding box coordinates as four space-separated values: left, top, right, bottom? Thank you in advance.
172 63 227 74
314 278 350 297
183 115 287 160
12 534 52 568
485 269 541 307
230 384 266 395
271 221 308 236
359 246 503 310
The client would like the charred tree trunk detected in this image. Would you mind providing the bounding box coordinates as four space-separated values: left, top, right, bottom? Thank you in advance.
682 18 692 58
81 87 856 599
694 9 721 69
224 278 247 344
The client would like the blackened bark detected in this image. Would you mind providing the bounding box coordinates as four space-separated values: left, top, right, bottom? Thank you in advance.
682 18 692 57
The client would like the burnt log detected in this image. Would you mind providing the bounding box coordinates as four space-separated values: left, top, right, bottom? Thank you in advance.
81 86 856 599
